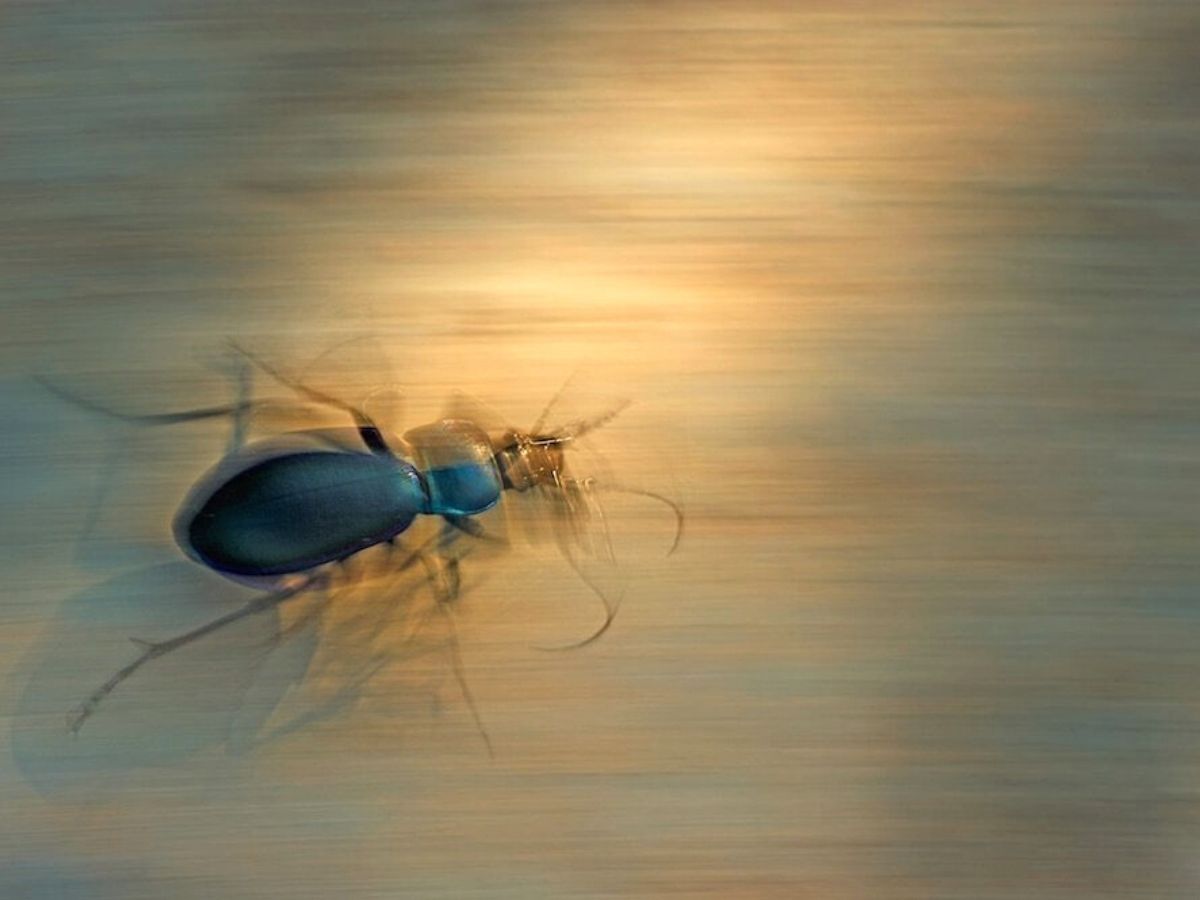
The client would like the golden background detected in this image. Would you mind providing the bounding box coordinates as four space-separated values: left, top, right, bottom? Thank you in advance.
1 1 1197 896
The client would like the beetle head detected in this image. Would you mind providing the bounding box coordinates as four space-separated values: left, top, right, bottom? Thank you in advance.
493 398 630 491
495 431 567 491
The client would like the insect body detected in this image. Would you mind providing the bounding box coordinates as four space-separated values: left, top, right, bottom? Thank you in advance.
48 351 682 744
180 423 500 578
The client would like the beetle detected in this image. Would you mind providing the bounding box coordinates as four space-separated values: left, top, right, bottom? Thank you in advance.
44 347 681 749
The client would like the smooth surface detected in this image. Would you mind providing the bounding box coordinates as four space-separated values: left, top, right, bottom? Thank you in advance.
185 450 425 576
2 1 1197 897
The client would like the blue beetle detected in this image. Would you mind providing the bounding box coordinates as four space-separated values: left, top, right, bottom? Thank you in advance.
179 420 499 579
48 350 681 744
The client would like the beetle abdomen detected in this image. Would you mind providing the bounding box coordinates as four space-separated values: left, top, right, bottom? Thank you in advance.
183 451 426 576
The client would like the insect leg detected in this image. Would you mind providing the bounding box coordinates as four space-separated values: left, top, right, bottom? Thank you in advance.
38 365 263 567
442 515 507 545
226 353 254 452
427 524 463 605
436 602 493 758
229 342 394 457
538 476 626 651
416 533 494 757
270 532 442 649
70 574 324 734
591 484 684 556
530 368 580 436
36 375 265 427
552 399 632 443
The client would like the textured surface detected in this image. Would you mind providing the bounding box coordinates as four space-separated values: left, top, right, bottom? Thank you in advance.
1 1 1198 897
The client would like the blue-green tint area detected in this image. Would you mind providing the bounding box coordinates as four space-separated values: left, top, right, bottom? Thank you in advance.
185 452 425 576
403 420 501 515
424 462 502 517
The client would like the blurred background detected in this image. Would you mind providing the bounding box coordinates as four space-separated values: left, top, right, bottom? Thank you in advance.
1 1 1197 897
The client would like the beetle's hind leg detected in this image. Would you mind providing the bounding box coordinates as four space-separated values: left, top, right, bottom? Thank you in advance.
70 574 324 734
36 376 264 430
37 347 269 452
39 356 261 563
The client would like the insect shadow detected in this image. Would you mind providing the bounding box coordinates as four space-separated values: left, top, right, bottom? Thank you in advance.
30 342 682 761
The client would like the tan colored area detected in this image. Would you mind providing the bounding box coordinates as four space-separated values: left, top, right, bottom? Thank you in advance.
2 1 1197 897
